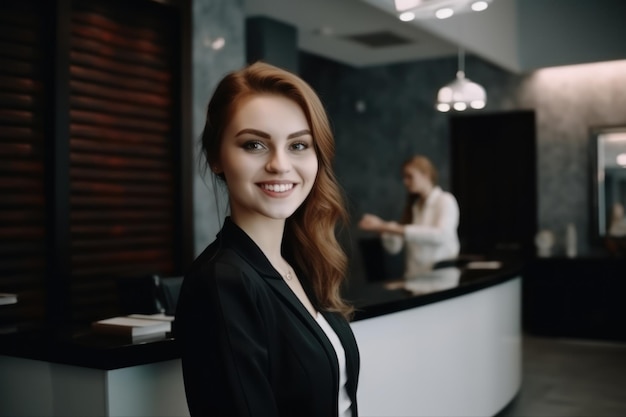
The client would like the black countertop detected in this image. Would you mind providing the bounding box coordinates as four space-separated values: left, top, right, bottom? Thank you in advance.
0 322 180 370
0 260 523 370
348 260 523 321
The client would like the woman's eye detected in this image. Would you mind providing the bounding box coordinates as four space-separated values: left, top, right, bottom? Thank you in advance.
242 141 265 151
291 142 309 151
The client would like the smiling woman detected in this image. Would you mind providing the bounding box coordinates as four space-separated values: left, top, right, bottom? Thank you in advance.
175 62 360 417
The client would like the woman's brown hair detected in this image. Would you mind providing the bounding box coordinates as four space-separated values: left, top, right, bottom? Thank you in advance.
399 155 438 225
200 61 353 319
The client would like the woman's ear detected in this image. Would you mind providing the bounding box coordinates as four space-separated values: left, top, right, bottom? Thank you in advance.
210 163 222 174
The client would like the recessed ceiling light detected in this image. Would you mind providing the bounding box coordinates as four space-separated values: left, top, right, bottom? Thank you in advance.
435 8 454 19
435 7 454 19
392 0 494 20
471 1 489 11
399 11 416 21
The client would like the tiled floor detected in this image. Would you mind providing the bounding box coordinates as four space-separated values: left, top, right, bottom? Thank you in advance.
504 334 626 417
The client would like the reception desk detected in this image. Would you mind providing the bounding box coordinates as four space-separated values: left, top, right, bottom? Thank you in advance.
0 262 522 417
348 264 522 417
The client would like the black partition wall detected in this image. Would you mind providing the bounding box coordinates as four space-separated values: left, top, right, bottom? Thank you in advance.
450 110 537 260
0 0 192 325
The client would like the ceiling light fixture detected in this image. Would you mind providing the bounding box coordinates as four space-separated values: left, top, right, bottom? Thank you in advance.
435 7 454 19
394 0 494 20
436 48 486 112
399 11 416 21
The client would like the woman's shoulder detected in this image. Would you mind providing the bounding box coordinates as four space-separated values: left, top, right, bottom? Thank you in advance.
437 188 458 205
187 243 259 284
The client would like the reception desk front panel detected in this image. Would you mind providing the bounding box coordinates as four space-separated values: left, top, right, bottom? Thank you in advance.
352 277 521 417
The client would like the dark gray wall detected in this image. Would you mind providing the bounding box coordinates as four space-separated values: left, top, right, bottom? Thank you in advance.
246 16 298 73
192 0 246 254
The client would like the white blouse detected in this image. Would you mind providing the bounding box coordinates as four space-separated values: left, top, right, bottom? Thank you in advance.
315 313 351 417
382 186 460 277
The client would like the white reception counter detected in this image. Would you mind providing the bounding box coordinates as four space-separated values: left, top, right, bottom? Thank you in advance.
1 264 521 417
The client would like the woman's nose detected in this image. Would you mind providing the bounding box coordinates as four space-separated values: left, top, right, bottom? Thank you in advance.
265 149 291 173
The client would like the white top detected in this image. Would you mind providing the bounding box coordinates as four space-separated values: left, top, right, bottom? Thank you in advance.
315 313 351 417
382 186 460 277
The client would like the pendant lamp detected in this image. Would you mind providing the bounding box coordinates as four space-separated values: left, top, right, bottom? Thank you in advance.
436 48 486 112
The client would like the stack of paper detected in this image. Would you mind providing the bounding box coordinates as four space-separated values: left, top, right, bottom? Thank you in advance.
91 315 172 339
0 293 17 306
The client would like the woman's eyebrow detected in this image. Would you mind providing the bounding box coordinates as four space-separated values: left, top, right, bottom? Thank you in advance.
287 129 311 139
235 128 270 138
235 128 312 139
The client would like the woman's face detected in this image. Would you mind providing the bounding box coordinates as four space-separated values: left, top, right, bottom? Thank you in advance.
402 165 431 195
215 94 318 224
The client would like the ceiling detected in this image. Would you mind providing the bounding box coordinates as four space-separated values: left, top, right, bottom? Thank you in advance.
244 0 626 73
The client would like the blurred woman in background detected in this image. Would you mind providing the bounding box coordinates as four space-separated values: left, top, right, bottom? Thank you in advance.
358 154 460 278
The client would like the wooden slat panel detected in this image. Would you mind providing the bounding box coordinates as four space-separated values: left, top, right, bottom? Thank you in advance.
0 194 45 207
0 57 38 77
70 48 169 88
69 152 171 170
72 180 172 195
0 75 38 94
0 0 46 324
70 95 170 119
0 40 37 62
68 0 178 323
71 235 170 251
71 209 171 221
71 22 166 57
69 79 171 107
70 137 168 158
71 35 169 70
0 91 36 109
70 109 170 132
72 248 172 266
71 223 172 236
0 142 40 158
71 9 164 44
0 108 34 124
71 260 174 280
70 123 166 145
70 195 173 208
0 160 44 176
0 25 38 45
70 167 172 183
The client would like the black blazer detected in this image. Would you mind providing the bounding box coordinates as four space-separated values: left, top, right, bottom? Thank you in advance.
175 218 360 417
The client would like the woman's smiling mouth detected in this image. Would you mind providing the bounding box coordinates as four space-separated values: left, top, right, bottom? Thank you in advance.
258 182 295 193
